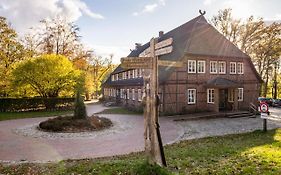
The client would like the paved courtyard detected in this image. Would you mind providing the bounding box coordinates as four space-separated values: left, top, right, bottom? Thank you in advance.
0 103 280 163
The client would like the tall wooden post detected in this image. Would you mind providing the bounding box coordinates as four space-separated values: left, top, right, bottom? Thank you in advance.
121 37 175 167
149 38 166 166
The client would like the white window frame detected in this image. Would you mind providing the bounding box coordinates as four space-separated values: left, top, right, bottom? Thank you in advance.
187 89 196 104
111 75 115 81
237 62 244 74
132 69 135 78
188 60 196 73
132 89 135 100
210 61 218 74
120 89 123 98
228 89 234 102
218 61 226 74
197 60 206 73
230 62 236 74
138 89 142 101
207 89 215 104
238 88 243 101
128 71 131 79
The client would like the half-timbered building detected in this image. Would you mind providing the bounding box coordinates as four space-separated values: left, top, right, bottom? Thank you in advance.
102 14 262 115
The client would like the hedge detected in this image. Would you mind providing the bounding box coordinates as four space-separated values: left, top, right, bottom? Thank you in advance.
0 98 75 112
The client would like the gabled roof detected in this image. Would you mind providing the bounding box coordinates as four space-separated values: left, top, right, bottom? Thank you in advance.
103 14 261 87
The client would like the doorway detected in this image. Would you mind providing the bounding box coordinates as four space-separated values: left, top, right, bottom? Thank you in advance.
219 89 227 111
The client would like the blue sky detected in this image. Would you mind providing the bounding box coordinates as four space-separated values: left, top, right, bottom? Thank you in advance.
0 0 280 63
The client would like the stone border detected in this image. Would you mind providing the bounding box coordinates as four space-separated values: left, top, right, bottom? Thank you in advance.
12 117 132 139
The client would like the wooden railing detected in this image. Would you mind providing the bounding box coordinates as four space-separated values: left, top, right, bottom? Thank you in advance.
249 102 258 116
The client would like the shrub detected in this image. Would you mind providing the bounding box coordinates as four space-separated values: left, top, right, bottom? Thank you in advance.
0 98 74 112
74 91 87 119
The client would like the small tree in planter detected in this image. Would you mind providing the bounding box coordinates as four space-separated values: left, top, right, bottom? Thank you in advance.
74 91 87 119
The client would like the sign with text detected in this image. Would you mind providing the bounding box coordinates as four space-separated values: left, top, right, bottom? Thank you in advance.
158 60 184 67
139 38 173 57
121 57 153 69
155 38 173 50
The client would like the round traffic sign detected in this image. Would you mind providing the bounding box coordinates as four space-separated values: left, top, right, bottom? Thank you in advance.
260 102 269 113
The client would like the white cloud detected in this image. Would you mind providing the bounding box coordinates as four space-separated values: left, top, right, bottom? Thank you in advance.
0 0 104 35
203 0 214 5
133 0 166 16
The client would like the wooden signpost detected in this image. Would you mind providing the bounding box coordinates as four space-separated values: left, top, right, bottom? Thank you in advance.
121 37 179 167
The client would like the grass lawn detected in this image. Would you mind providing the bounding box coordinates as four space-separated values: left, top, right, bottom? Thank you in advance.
0 110 73 121
98 107 143 115
0 129 280 174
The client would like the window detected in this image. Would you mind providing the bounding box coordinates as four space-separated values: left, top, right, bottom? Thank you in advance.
111 75 115 81
218 61 226 74
138 89 142 101
230 62 236 74
210 61 218 74
228 89 234 102
237 63 244 74
132 89 135 100
207 89 215 104
115 74 118 81
197 61 206 73
139 69 142 77
188 60 196 73
132 69 135 78
238 88 243 101
120 89 124 98
128 71 131 79
127 89 130 99
187 89 196 104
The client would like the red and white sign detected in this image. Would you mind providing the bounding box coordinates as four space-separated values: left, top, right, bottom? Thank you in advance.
260 102 269 113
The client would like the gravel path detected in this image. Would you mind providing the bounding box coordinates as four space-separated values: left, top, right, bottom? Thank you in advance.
177 116 281 140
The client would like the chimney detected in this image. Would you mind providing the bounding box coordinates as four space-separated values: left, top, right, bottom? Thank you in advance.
135 43 142 49
159 31 164 37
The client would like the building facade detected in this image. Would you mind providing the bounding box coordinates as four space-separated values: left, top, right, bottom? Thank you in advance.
102 14 262 115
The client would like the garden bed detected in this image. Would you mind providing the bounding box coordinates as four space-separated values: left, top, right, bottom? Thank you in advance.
39 115 112 132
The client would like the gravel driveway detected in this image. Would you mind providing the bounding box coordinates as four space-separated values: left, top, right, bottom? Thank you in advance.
176 116 281 140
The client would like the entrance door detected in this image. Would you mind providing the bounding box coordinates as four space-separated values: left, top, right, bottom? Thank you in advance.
219 89 227 111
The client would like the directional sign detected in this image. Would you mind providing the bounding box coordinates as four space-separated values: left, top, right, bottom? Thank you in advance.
155 38 173 50
139 38 173 57
155 46 173 56
158 60 184 67
121 57 153 69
